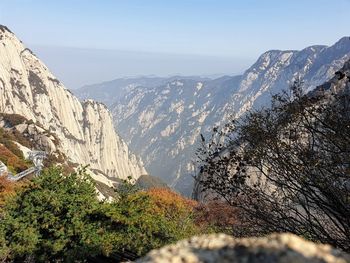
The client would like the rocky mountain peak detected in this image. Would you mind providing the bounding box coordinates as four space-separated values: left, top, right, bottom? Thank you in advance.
0 25 147 184
333 36 350 50
243 50 296 80
69 36 350 195
110 38 350 195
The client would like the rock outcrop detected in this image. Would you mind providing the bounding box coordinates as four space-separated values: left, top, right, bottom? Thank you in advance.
136 233 350 263
0 25 146 182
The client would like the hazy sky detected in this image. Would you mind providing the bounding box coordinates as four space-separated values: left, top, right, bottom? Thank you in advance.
1 0 350 88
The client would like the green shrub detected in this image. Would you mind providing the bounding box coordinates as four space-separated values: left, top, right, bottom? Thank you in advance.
0 167 203 262
1 167 102 262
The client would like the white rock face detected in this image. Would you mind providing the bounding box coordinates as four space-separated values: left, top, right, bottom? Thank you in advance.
76 37 350 195
0 25 146 181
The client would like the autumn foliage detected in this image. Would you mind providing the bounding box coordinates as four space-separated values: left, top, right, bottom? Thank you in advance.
145 188 203 236
0 177 23 207
146 188 240 234
0 145 29 173
0 169 208 262
147 188 197 216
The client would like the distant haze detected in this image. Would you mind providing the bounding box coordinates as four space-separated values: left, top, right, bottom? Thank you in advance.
2 0 350 88
30 45 252 89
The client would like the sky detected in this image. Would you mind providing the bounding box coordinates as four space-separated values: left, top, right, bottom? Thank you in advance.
1 0 350 88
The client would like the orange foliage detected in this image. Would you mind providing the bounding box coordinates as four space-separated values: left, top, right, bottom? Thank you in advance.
146 189 239 234
0 144 29 173
146 188 197 219
0 176 22 207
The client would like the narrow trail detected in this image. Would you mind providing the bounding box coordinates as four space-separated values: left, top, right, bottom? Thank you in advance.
0 151 47 181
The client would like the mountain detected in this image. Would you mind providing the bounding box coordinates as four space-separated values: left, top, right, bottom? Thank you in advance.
135 174 168 190
75 76 211 107
75 37 350 196
0 25 146 187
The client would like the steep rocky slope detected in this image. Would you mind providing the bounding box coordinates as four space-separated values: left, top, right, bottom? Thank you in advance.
77 37 350 195
0 25 146 184
112 76 240 194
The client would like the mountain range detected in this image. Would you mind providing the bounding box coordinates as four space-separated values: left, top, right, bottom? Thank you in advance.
76 37 350 195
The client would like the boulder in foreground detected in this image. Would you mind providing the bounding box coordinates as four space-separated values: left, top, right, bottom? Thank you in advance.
136 233 350 263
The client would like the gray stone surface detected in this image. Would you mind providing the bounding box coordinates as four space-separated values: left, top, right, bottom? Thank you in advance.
136 233 350 263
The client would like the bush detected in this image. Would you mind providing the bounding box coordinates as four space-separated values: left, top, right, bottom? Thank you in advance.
0 144 29 173
147 188 197 217
0 177 22 208
1 167 103 262
0 167 206 262
100 190 185 256
146 188 204 237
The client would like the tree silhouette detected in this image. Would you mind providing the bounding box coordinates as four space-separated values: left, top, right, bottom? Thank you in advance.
195 76 350 251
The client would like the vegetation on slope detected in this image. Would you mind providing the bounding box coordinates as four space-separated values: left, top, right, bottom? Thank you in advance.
0 127 30 173
0 167 209 262
0 113 69 171
146 188 202 236
0 177 22 208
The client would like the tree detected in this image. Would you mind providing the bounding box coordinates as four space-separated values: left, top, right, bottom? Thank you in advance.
147 188 203 236
0 167 206 262
99 190 180 256
195 77 350 251
1 167 103 262
99 184 203 256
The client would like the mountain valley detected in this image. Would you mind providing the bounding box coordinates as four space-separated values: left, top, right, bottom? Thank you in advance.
76 37 350 195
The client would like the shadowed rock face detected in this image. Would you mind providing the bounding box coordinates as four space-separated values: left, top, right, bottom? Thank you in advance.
136 233 350 263
0 25 146 183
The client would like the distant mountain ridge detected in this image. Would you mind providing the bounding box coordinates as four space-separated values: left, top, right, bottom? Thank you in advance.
76 37 350 195
0 25 146 188
76 76 211 107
